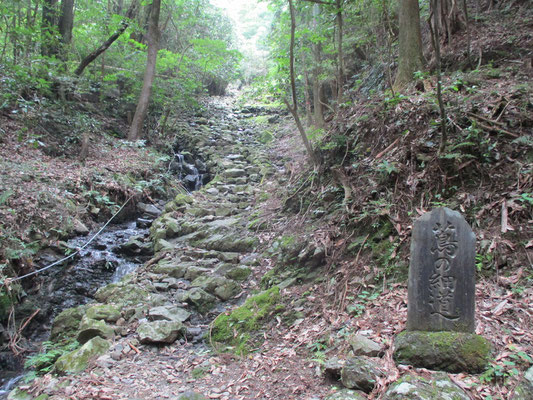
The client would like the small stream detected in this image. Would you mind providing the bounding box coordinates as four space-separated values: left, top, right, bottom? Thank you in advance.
0 149 209 397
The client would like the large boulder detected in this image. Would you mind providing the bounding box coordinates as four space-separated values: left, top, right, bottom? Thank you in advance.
191 275 240 301
340 356 384 393
94 283 149 306
382 373 469 400
55 337 110 374
394 331 491 373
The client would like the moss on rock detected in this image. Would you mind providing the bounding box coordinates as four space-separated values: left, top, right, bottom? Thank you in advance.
394 331 491 373
211 286 281 355
54 336 110 374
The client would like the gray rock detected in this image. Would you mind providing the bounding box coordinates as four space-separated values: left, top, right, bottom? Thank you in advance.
138 202 161 216
340 357 384 393
408 208 476 332
324 357 345 380
136 320 185 344
55 337 110 374
184 288 216 314
72 218 89 235
348 334 384 357
177 392 208 400
382 372 469 400
148 306 191 323
512 366 533 400
325 389 366 400
77 315 115 344
393 331 491 373
224 168 247 178
85 304 121 323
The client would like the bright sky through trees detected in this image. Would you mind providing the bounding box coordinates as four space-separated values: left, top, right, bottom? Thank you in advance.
210 0 272 81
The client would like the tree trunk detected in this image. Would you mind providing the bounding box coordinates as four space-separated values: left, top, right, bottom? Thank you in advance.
393 0 425 91
335 0 345 104
41 0 58 56
73 0 138 76
311 4 325 128
303 70 313 126
128 0 161 141
58 0 74 46
286 0 319 167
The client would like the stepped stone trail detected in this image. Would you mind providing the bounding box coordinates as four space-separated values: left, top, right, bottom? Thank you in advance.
24 98 326 400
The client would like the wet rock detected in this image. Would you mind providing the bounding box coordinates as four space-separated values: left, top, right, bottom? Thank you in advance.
55 336 110 374
136 218 152 228
85 304 121 323
348 334 384 357
148 305 191 323
137 202 161 217
77 315 115 344
7 388 32 400
325 389 366 400
137 320 185 344
393 331 491 373
118 236 153 256
382 372 469 400
340 357 384 393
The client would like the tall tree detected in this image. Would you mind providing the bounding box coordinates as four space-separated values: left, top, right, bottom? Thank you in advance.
128 0 161 141
393 0 425 91
285 0 319 167
58 0 74 46
41 0 58 56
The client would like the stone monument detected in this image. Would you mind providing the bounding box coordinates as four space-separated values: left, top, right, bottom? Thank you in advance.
407 207 476 332
394 207 490 373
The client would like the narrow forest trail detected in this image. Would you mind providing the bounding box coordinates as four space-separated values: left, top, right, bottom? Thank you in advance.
16 96 330 400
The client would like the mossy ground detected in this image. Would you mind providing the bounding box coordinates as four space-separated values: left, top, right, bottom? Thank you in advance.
211 286 281 355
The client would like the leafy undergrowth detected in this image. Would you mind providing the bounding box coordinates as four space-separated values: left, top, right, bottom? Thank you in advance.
0 110 172 279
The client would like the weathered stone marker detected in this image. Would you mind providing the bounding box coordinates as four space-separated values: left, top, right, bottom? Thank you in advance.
407 207 476 332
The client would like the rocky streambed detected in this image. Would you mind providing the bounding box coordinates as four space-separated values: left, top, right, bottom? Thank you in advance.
6 97 285 399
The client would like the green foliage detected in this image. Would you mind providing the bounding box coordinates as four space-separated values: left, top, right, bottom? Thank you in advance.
346 289 380 317
24 340 79 374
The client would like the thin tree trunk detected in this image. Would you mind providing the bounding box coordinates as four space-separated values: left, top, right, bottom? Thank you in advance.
335 0 344 104
429 0 448 153
393 0 425 91
74 0 138 76
128 0 161 141
303 70 313 126
311 4 325 128
286 0 319 167
41 0 57 56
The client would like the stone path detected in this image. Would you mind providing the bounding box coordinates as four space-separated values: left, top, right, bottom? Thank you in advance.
15 98 330 400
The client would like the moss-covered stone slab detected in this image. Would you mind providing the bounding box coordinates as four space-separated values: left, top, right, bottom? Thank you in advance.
55 336 110 374
340 356 384 393
137 320 185 344
394 331 491 373
177 392 208 400
382 372 469 400
85 303 121 322
77 315 115 344
184 288 216 314
50 304 88 342
94 283 149 306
